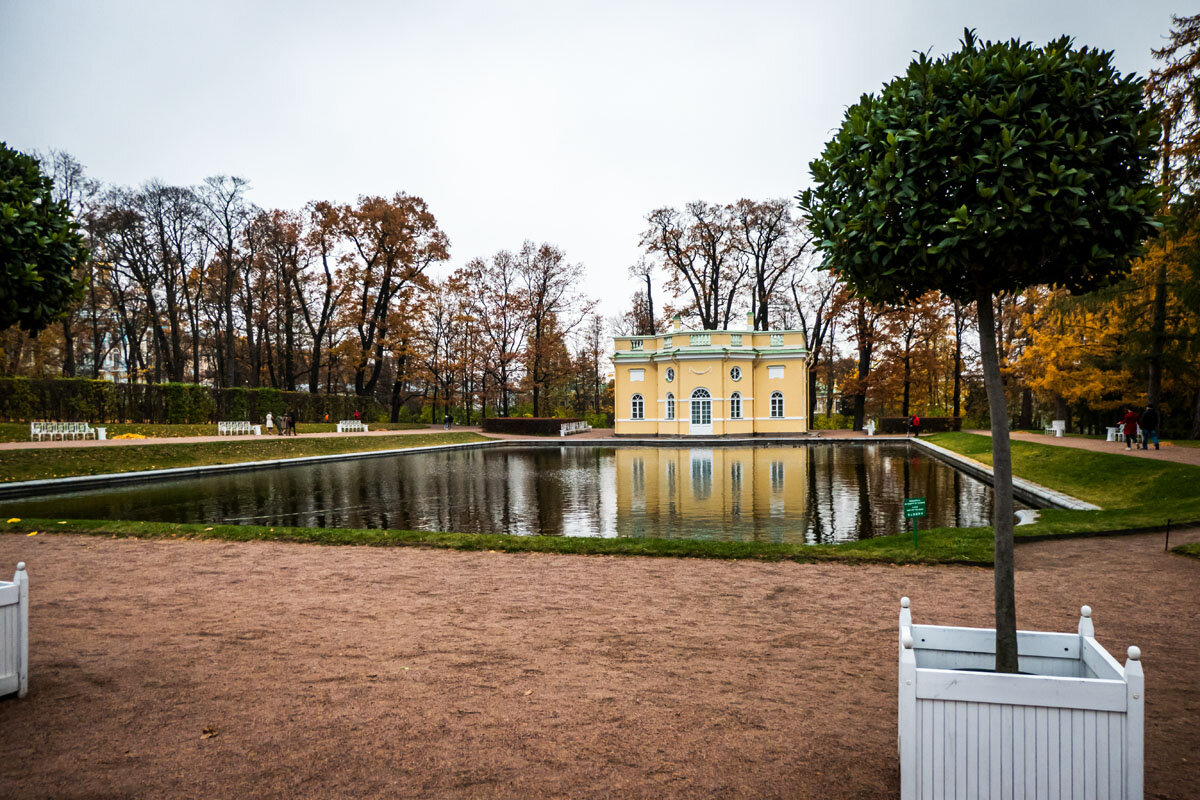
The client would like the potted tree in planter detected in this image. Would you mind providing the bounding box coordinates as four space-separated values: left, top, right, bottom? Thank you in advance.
800 30 1160 796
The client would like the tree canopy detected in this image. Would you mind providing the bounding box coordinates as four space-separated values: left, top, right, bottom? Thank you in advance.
0 142 88 332
798 31 1162 305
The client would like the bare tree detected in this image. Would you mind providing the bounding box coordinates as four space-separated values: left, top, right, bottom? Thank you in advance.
516 241 585 416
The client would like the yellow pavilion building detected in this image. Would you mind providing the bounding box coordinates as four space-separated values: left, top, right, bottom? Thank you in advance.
612 314 810 437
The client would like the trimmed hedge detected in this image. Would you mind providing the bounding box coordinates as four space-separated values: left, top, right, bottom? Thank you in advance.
481 416 583 435
0 377 386 424
878 416 963 434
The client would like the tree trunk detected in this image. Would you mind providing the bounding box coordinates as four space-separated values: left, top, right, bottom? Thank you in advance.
1147 259 1168 408
1019 387 1033 430
1190 385 1200 440
61 317 76 377
952 301 963 418
976 288 1018 674
1054 394 1070 433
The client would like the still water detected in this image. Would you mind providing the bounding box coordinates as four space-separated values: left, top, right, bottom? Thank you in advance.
0 444 1025 544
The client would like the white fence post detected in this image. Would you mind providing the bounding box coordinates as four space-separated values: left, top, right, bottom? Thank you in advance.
1125 646 1144 800
15 562 28 698
898 628 917 800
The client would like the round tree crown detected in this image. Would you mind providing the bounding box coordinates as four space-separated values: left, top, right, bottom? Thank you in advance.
798 30 1162 305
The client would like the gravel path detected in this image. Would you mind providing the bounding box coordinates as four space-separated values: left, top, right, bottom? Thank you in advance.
0 530 1197 799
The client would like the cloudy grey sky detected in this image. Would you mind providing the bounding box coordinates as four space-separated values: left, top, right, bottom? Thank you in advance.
1 0 1181 321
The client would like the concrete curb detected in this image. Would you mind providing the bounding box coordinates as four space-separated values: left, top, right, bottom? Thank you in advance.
908 437 1101 511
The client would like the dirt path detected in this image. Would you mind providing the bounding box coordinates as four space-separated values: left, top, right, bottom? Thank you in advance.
971 428 1200 467
0 531 1197 799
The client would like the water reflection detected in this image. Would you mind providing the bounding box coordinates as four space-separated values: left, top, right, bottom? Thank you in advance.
0 444 1022 544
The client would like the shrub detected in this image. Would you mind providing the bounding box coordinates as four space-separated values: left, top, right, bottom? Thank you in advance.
481 417 583 435
878 416 963 434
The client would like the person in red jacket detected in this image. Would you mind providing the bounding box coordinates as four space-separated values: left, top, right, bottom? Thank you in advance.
1120 407 1140 450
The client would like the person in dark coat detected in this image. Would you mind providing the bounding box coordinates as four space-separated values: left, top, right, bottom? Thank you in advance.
1120 407 1140 450
444 412 452 430
1139 404 1160 450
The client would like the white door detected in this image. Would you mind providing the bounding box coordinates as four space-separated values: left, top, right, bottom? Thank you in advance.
689 388 713 435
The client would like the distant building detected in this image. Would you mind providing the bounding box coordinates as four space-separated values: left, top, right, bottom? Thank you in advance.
612 313 809 436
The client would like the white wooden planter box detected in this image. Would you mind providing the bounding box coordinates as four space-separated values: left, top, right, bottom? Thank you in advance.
898 597 1143 799
0 563 29 699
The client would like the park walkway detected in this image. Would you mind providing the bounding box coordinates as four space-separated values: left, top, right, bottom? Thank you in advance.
970 429 1200 467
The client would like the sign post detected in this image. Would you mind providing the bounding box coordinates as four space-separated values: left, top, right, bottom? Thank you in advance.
903 498 927 547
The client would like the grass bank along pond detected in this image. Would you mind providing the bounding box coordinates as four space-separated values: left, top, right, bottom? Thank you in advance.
0 442 1029 544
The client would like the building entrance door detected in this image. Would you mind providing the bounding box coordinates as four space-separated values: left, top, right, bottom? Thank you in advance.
689 388 713 435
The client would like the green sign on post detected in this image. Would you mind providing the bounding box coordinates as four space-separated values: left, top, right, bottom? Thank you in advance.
904 498 927 547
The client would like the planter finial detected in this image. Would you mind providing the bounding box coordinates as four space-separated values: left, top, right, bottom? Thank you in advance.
1080 605 1091 618
900 596 910 608
1127 645 1141 661
16 562 25 572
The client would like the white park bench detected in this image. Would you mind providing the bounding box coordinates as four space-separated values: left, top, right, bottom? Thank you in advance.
1043 419 1067 437
559 421 592 437
29 421 97 441
336 420 369 433
217 421 255 436
0 563 29 698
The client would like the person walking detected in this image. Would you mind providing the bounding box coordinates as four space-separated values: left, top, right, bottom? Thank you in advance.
265 411 274 434
910 414 921 438
444 412 451 430
1139 404 1160 450
1120 406 1140 450
353 409 361 422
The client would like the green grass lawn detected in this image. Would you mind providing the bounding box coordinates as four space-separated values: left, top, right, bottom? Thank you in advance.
925 432 1200 538
1172 541 1200 559
0 421 429 442
0 517 995 565
0 431 488 482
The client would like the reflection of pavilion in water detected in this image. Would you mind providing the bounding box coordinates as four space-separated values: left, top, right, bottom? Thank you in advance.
615 444 1002 543
617 447 810 541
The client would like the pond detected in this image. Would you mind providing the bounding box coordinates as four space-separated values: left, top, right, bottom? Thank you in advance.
0 443 1028 544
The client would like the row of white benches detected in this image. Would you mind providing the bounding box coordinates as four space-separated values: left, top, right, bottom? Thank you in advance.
29 422 101 441
29 419 373 441
559 421 592 437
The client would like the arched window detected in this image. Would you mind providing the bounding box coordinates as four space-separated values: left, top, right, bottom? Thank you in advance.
631 393 644 420
770 391 784 418
729 392 742 419
666 392 675 420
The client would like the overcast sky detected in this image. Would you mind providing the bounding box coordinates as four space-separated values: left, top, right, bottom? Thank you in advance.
1 0 1181 322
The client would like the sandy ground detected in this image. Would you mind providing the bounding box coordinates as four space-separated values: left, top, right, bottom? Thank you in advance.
0 530 1197 799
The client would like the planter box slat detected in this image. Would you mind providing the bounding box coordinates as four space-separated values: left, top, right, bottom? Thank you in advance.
0 564 28 699
916 669 1127 711
899 599 1143 799
912 624 1080 659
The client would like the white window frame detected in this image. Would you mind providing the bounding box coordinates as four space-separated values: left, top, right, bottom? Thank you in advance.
730 366 742 382
666 392 675 420
631 393 645 420
665 367 675 383
770 391 784 418
729 392 742 419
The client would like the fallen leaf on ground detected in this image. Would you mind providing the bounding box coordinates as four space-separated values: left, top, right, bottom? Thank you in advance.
200 727 218 739
6 518 19 523
523 690 533 696
58 521 66 524
26 531 38 537
204 527 214 531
